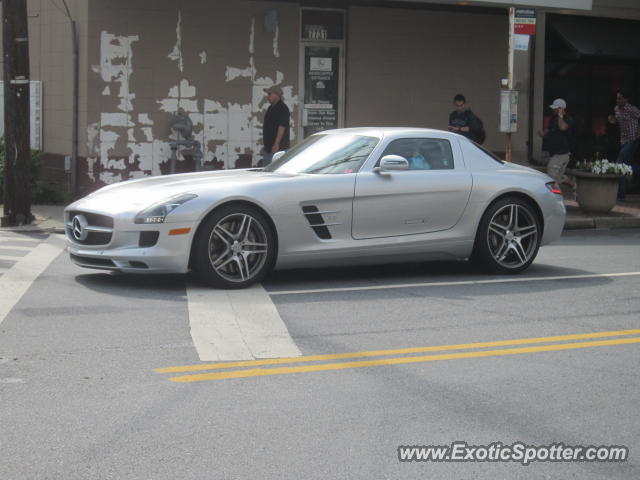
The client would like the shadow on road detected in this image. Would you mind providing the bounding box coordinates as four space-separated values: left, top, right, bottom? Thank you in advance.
74 271 189 299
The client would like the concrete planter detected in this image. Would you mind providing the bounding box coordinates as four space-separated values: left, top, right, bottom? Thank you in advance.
570 170 620 213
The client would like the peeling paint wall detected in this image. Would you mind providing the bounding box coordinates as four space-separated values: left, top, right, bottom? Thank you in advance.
85 0 298 189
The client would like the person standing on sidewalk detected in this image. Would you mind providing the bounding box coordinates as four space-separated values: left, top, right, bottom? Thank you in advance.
538 98 574 186
260 85 290 167
447 94 486 144
608 91 640 199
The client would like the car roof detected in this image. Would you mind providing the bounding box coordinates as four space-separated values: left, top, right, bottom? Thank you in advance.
317 127 461 139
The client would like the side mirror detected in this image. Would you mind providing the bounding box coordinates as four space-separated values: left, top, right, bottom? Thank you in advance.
272 151 286 162
375 155 409 173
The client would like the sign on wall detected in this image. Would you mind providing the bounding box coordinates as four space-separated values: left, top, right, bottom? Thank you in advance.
514 8 537 35
500 89 519 133
0 81 42 150
302 47 341 137
385 0 592 10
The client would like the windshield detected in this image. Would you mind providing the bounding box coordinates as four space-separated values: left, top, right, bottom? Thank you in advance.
264 134 379 174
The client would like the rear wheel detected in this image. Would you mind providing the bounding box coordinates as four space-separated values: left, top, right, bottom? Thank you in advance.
193 204 276 288
473 197 541 274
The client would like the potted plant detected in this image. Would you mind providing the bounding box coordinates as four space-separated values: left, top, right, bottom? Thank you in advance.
569 159 633 213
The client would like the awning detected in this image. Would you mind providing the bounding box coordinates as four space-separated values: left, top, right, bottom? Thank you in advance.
549 15 640 60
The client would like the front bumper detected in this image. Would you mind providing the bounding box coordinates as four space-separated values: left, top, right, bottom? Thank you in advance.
65 210 196 274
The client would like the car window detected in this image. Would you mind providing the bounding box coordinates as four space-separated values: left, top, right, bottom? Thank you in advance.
264 134 379 174
378 138 454 170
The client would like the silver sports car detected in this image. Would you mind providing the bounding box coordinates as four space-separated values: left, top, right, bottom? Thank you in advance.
65 127 566 288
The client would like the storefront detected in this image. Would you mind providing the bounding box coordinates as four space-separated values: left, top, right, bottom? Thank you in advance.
10 0 639 197
543 13 640 163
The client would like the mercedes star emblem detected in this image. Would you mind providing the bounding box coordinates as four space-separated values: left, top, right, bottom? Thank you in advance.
71 215 89 241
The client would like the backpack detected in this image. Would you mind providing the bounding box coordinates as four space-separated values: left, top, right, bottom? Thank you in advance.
467 111 486 144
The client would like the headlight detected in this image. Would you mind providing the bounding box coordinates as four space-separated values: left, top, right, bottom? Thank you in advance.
134 194 198 224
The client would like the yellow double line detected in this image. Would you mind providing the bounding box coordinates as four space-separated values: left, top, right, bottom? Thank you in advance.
155 329 640 383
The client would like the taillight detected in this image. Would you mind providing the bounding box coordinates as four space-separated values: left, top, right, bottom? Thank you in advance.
546 182 562 195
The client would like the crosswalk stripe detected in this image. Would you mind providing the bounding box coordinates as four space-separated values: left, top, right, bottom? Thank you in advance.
0 244 35 251
186 282 301 361
0 238 66 326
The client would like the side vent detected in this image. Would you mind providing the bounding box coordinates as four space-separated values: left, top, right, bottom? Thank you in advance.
301 205 332 240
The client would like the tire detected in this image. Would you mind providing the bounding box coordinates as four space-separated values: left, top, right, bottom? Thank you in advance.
472 197 541 274
193 204 276 289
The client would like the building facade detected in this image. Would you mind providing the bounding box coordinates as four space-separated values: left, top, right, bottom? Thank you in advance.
3 0 640 197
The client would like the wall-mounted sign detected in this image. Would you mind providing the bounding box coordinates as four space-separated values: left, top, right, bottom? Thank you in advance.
514 33 530 51
303 104 337 129
303 46 341 137
386 0 591 9
514 8 536 35
304 25 328 41
0 81 42 150
500 89 518 133
310 57 332 72
301 9 345 41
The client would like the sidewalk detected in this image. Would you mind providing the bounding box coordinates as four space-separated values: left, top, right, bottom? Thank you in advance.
0 205 66 233
1 196 640 233
563 193 640 229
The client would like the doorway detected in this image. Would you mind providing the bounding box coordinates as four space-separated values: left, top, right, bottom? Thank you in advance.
299 8 346 140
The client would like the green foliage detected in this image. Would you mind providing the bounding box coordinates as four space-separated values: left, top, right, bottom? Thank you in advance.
0 137 67 204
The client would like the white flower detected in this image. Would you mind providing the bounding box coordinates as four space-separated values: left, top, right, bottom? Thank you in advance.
575 159 632 176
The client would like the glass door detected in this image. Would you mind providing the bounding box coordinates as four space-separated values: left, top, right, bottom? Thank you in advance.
301 43 344 138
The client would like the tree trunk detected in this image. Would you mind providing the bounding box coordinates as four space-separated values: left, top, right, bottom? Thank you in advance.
2 0 32 226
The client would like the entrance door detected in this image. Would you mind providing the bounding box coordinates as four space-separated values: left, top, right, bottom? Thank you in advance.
300 43 344 138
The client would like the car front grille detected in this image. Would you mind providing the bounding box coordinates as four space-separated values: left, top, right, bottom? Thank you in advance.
69 253 116 268
66 211 114 246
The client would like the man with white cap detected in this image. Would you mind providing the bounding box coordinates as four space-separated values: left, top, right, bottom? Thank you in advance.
538 98 574 186
260 85 290 167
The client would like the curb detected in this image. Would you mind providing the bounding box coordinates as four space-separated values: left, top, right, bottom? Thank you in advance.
564 216 640 230
0 226 65 234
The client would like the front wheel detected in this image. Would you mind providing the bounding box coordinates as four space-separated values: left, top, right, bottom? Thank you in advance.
193 205 276 288
472 197 541 274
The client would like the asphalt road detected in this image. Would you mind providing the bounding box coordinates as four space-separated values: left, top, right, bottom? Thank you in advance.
1 228 639 479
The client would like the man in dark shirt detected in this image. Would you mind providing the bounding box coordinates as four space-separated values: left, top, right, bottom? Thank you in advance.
447 94 485 144
261 85 290 166
538 98 574 186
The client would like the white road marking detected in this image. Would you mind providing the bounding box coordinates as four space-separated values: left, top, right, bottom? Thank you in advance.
0 236 41 243
0 255 19 262
0 244 34 251
186 283 301 361
268 271 640 296
0 378 26 384
0 238 66 326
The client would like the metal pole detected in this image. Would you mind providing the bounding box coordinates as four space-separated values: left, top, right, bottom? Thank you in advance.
2 0 32 226
70 19 79 197
61 1 79 198
506 7 515 163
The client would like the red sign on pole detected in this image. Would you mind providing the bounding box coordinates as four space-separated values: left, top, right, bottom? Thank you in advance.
514 8 536 35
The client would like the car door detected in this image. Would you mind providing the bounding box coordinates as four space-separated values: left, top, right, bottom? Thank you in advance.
352 136 472 239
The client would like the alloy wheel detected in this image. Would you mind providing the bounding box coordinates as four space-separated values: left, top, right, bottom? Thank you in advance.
207 213 269 283
486 203 539 269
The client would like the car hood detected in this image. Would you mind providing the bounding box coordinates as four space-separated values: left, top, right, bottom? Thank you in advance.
68 169 283 214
